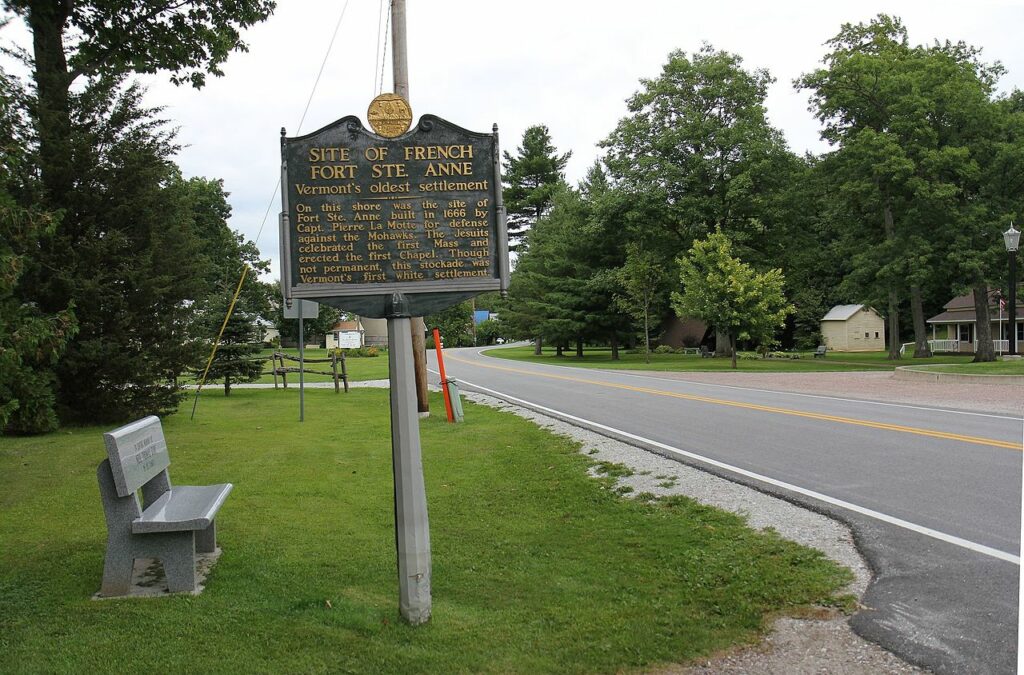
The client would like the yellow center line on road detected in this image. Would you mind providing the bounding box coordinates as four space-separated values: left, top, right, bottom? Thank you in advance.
448 355 1022 451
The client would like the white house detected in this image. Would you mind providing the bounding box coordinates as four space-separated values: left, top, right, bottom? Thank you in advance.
820 305 885 351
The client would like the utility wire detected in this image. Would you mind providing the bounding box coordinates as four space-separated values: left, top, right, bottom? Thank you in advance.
379 3 390 95
192 0 352 420
374 0 385 97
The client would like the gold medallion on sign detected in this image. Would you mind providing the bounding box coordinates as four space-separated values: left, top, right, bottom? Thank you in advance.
367 93 413 138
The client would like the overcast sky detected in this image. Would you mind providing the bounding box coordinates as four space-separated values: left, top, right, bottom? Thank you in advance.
7 1 1024 279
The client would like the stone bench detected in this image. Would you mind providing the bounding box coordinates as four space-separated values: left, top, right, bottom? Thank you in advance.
97 416 232 596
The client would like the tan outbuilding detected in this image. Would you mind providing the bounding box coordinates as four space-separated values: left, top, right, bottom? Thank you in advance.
820 305 885 352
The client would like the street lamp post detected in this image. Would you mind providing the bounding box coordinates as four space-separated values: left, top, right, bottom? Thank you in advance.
1004 224 1020 357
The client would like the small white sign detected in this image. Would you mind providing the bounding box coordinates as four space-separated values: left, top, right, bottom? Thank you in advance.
336 331 362 349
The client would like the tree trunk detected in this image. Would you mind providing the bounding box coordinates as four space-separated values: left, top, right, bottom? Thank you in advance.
533 337 542 355
555 344 563 357
224 376 232 397
411 317 429 416
28 3 74 205
715 330 732 358
575 338 583 358
886 290 901 360
730 334 738 369
643 304 651 364
910 285 932 358
610 333 620 361
972 285 995 362
882 205 901 360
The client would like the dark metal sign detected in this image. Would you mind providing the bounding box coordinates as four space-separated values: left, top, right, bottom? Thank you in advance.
279 115 509 318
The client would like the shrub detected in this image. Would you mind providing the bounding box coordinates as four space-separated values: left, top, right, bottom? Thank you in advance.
332 346 380 358
653 345 675 354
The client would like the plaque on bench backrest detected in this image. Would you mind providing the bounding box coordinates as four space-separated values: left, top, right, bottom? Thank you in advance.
103 416 171 497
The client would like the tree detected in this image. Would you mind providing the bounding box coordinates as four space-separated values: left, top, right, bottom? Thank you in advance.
797 16 1007 360
2 1 275 424
672 231 793 369
0 66 77 434
13 80 216 423
427 301 474 348
198 292 266 396
4 0 275 205
0 201 77 434
502 125 571 252
475 318 503 346
615 242 668 363
602 45 799 356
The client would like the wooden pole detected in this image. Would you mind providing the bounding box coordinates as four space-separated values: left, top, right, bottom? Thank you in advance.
389 1 431 625
341 351 349 393
391 0 430 417
332 351 340 393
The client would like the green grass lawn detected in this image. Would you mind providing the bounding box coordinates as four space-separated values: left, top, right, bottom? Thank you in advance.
486 346 975 373
0 389 850 672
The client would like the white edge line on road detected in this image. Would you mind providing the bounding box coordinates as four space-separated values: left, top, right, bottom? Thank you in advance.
445 371 1021 566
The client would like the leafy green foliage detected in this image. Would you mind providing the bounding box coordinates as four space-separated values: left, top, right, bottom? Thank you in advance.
0 202 77 434
602 45 795 250
797 15 1015 359
672 231 794 368
474 318 503 346
616 242 669 362
427 300 474 347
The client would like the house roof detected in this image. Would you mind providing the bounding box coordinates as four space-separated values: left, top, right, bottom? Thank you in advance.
822 304 870 321
927 290 1024 324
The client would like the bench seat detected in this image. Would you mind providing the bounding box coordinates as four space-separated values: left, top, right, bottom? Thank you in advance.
97 415 234 596
133 484 233 534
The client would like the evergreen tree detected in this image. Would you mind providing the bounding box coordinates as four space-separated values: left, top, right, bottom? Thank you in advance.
502 125 571 251
19 79 210 423
0 201 77 434
200 294 266 396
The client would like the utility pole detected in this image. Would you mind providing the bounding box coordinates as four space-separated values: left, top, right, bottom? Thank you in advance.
387 0 431 624
390 0 431 418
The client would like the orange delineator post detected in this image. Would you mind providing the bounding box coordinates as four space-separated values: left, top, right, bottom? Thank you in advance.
432 327 455 423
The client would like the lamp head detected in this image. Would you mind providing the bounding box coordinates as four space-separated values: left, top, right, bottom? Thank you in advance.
1005 223 1020 253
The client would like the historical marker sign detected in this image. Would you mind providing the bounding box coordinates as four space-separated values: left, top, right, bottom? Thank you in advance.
280 114 509 318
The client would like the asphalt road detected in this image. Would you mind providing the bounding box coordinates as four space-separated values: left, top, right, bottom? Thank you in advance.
430 346 1023 674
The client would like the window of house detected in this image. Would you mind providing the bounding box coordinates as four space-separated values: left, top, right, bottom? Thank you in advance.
958 324 973 342
1018 322 1023 342
874 332 879 339
864 332 870 338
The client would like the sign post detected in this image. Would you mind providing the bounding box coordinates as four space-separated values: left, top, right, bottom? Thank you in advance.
280 102 508 624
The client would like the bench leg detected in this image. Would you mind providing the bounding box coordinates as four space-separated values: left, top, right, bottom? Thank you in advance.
100 545 135 597
195 521 217 553
151 532 197 593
